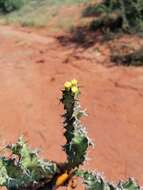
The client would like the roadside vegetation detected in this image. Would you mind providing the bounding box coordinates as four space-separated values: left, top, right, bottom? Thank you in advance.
0 0 88 29
0 0 24 13
83 0 143 34
81 0 143 66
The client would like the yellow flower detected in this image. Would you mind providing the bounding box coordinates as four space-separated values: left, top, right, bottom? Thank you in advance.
71 86 79 94
55 171 69 187
64 81 72 89
71 79 78 86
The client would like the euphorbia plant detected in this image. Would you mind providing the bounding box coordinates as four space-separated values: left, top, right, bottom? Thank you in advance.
0 137 58 190
61 79 92 169
0 80 141 190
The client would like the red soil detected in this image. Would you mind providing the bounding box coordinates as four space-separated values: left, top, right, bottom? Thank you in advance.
0 25 143 189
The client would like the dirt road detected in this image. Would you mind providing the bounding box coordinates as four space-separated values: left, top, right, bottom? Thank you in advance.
0 25 143 187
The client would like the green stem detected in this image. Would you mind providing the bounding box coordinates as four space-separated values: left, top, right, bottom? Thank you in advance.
61 80 93 170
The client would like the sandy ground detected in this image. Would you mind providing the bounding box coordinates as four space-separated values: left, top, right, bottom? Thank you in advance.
0 25 143 189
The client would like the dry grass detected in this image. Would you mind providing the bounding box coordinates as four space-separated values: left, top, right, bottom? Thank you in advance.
0 0 89 30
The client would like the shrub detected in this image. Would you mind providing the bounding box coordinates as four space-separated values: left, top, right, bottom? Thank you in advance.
111 46 143 66
0 0 24 13
0 79 141 189
83 0 143 33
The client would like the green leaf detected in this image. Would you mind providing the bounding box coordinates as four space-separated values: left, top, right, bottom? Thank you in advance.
119 178 140 190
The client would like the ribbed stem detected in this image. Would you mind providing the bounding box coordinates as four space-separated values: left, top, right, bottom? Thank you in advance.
61 80 92 170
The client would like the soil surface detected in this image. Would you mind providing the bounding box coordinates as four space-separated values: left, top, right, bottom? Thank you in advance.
0 25 143 189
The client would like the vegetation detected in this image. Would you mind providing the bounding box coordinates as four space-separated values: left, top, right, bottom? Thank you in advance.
0 137 58 190
111 47 143 66
83 0 143 33
0 0 24 13
0 80 141 189
0 0 88 28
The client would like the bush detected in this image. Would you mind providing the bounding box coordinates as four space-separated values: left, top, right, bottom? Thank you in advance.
111 46 143 66
0 0 24 13
83 0 143 33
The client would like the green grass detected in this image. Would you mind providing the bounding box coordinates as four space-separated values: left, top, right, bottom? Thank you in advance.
0 0 89 29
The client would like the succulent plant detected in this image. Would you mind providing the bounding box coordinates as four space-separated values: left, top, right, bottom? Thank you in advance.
61 79 93 169
0 137 58 190
61 80 141 190
77 170 140 190
0 80 142 190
